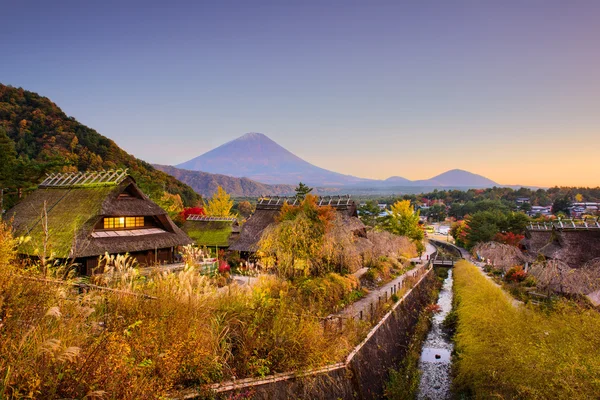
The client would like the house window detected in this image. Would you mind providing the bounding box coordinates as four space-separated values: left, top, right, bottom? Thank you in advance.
103 216 144 229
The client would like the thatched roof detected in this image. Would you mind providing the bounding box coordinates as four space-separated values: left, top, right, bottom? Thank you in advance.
182 219 238 247
6 175 192 259
523 228 600 268
529 259 600 296
521 230 553 254
473 241 531 272
229 197 363 252
229 208 280 252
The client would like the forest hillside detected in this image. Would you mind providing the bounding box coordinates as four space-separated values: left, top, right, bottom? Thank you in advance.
0 84 200 209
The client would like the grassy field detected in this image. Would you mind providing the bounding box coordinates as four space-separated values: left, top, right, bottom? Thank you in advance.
452 260 600 399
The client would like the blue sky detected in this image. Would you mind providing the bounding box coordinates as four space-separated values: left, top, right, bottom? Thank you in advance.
2 0 599 186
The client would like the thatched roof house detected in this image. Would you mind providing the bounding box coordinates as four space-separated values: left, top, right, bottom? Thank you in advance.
182 215 240 248
230 195 366 253
6 170 192 274
523 221 600 268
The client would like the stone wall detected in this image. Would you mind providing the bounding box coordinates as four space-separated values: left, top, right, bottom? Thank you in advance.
184 268 437 400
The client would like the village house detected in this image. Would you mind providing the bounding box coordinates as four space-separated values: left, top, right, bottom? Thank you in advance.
5 169 192 275
229 195 366 257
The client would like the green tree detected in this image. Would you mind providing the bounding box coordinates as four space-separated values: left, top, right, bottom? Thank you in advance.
551 197 571 216
205 186 233 217
294 182 313 198
427 203 447 222
0 127 17 188
520 202 532 213
358 200 381 227
381 200 425 254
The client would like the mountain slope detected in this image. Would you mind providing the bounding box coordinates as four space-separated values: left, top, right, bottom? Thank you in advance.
154 165 296 197
0 84 200 207
412 169 498 187
177 132 375 186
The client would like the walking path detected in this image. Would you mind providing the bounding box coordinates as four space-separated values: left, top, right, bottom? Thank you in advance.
337 242 437 322
456 247 523 308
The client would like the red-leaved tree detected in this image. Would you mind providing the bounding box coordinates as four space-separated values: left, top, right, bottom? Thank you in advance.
493 232 525 247
179 207 205 221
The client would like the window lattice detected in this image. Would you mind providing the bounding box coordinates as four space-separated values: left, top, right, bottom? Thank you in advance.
103 216 144 229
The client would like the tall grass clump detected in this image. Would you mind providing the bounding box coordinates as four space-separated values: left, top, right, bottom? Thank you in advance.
452 260 600 399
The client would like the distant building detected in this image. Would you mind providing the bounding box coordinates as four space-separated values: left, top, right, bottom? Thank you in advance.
569 202 600 218
5 170 192 275
528 206 552 217
515 197 530 205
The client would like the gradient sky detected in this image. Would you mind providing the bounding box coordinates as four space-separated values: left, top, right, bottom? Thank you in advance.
2 0 599 187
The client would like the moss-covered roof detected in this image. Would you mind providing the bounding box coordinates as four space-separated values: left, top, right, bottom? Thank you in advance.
6 177 192 259
183 220 233 247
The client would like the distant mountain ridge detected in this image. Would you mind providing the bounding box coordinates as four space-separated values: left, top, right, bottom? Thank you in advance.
408 169 497 187
177 132 499 188
154 165 297 197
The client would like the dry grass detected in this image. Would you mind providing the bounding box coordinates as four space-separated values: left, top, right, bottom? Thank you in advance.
0 221 364 399
363 230 416 265
453 260 600 399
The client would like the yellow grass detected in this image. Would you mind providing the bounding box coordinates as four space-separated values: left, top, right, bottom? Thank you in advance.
453 260 600 399
0 221 366 399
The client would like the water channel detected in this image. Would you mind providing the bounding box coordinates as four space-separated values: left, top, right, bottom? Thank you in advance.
417 268 454 399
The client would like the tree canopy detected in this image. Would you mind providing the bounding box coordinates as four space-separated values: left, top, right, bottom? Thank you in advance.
358 200 381 227
380 200 425 254
259 195 359 279
294 182 313 198
452 210 529 249
205 186 233 217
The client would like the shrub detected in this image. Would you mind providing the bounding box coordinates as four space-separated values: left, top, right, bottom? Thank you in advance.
505 265 527 283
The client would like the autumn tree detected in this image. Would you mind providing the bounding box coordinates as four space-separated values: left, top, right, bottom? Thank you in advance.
380 200 424 254
236 201 254 218
459 210 529 249
155 191 184 224
205 186 233 217
259 195 359 278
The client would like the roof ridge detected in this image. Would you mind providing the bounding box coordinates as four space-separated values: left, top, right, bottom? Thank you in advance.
39 169 129 188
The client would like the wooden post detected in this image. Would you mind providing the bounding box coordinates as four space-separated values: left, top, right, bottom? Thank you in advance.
359 310 363 320
338 317 342 330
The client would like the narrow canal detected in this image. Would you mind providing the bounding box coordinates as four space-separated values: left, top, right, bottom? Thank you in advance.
417 268 454 399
